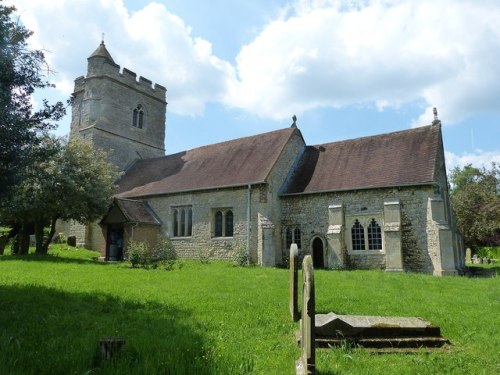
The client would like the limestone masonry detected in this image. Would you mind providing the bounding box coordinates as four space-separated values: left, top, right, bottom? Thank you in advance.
61 42 464 275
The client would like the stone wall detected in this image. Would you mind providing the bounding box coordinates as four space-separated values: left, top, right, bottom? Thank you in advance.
281 186 439 273
147 187 255 261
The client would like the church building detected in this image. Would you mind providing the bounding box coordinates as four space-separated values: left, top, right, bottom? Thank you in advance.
66 42 465 275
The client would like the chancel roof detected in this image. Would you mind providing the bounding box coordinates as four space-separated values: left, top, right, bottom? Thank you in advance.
116 126 300 198
281 125 441 195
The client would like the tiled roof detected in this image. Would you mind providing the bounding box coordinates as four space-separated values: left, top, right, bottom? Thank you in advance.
281 125 441 195
114 198 161 224
116 127 300 198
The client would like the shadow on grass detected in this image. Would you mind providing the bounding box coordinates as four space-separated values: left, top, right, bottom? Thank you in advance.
465 264 500 278
0 285 252 375
0 253 109 266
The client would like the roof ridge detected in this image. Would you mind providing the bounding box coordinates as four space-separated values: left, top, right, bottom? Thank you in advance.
311 124 435 148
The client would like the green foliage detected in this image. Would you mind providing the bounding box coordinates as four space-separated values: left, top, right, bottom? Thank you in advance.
0 251 499 374
0 137 119 254
128 237 178 270
0 2 66 201
449 163 500 248
233 244 250 267
127 240 149 269
475 246 500 259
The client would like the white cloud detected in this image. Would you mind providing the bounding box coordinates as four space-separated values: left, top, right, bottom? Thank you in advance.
229 0 500 122
10 0 500 129
445 150 500 172
11 0 236 118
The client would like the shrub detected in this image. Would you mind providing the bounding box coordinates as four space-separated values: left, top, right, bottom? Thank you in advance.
233 245 249 267
127 241 149 268
153 236 177 270
53 232 66 244
128 237 178 270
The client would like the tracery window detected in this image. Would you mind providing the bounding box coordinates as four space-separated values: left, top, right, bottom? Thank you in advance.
349 217 383 251
172 206 193 237
213 208 233 237
132 104 144 129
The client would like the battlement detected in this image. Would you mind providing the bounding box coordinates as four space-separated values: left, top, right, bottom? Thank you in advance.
86 56 166 100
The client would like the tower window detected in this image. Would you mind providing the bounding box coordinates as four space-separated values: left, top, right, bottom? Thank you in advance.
132 105 144 129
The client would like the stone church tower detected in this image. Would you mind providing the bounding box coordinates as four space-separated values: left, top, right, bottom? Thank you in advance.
70 41 167 171
62 41 167 249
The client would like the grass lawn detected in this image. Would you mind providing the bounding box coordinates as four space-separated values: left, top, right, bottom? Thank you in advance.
0 245 498 374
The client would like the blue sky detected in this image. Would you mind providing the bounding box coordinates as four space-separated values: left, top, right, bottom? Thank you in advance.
11 0 500 171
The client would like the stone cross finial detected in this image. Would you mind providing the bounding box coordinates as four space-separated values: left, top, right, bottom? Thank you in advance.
290 243 299 321
296 255 315 375
292 115 297 127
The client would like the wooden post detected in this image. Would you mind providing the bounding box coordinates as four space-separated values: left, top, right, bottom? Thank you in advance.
290 243 299 321
98 337 126 361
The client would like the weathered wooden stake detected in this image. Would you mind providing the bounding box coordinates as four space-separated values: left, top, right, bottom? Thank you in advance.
98 337 126 362
290 243 299 322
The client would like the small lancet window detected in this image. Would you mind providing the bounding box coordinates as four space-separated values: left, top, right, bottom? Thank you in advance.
173 209 178 237
225 210 234 237
214 210 223 237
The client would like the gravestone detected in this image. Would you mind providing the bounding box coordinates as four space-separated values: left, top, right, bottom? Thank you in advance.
465 248 471 263
0 235 7 255
472 254 479 264
67 235 77 247
296 255 315 375
313 313 449 349
290 244 299 322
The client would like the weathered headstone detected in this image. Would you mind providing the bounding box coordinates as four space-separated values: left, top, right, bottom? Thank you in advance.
296 255 315 375
472 254 479 264
67 235 77 247
465 248 471 263
0 235 7 255
290 243 299 322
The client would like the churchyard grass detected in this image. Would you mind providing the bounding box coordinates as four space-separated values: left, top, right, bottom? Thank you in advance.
0 245 498 374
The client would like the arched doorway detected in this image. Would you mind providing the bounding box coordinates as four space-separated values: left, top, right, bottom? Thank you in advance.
312 237 324 269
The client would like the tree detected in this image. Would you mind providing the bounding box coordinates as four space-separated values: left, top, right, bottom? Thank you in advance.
1 137 119 254
449 163 500 248
0 2 66 201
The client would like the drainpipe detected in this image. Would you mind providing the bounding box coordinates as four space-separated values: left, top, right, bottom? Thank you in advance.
130 222 138 241
246 184 251 263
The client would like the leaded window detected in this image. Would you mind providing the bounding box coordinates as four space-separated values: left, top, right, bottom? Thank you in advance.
351 219 365 251
368 219 382 250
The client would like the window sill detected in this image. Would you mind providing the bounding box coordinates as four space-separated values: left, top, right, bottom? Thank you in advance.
171 236 192 240
211 236 234 240
348 249 385 255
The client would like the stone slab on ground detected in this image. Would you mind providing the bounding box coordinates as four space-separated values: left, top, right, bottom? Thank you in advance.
297 312 450 350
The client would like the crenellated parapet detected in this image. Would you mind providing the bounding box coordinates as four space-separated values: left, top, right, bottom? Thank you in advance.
83 42 166 102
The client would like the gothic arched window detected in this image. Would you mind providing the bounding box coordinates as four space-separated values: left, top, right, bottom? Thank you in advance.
132 104 144 128
368 218 382 250
351 219 365 251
